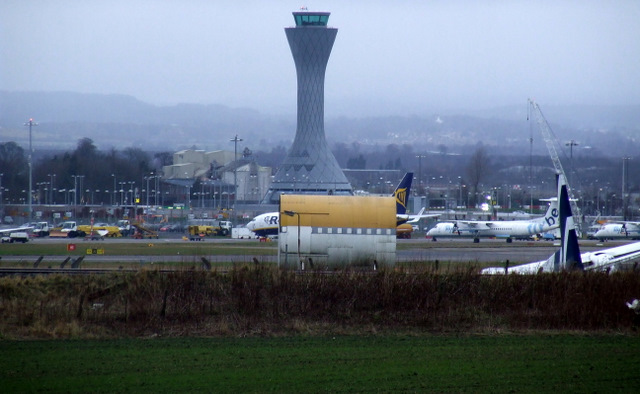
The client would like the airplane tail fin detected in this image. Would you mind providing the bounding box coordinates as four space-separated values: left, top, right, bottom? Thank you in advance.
540 198 559 226
558 175 583 271
542 174 583 272
393 172 413 215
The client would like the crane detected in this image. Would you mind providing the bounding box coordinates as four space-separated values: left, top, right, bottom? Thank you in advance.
528 99 583 234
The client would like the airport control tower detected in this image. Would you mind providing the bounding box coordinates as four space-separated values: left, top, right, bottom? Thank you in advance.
262 11 352 204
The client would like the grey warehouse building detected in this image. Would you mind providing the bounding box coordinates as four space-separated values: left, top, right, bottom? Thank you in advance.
262 11 352 204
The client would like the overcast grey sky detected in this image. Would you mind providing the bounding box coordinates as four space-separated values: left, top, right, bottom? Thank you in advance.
2 0 639 116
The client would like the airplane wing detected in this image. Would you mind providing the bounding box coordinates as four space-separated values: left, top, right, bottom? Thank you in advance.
405 208 441 224
455 221 491 230
404 208 425 224
0 226 33 234
582 242 640 272
601 221 640 228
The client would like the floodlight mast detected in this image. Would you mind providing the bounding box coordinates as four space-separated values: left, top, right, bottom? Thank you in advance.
24 118 38 220
230 134 243 212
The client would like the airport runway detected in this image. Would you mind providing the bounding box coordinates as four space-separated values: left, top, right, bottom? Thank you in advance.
0 236 622 267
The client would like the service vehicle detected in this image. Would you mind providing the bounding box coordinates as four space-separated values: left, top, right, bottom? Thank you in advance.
187 220 232 241
1 231 29 243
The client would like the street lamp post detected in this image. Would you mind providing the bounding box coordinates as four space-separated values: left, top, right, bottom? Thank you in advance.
79 175 85 205
145 175 153 206
622 157 631 221
282 210 329 270
119 182 125 205
416 154 426 195
111 174 116 206
155 175 161 206
24 118 37 220
71 175 83 218
47 174 52 204
128 181 135 205
284 210 302 268
566 140 579 184
458 176 462 209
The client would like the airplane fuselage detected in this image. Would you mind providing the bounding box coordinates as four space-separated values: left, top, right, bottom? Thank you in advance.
593 224 640 241
427 221 553 240
246 212 279 237
427 201 558 242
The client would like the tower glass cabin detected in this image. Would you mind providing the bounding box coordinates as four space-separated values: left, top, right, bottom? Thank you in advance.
261 11 352 204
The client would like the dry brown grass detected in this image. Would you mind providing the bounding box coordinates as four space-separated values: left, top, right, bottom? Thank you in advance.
1 265 639 339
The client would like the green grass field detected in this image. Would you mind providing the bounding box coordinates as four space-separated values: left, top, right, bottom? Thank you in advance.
1 335 639 392
2 240 639 392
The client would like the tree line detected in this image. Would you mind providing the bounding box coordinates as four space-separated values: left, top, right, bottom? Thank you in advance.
0 138 171 206
1 137 635 217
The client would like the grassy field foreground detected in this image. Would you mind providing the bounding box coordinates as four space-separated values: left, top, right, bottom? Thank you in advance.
1 335 639 392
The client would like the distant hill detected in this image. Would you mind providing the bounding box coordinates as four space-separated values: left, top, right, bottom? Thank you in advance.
1 90 638 156
0 91 294 151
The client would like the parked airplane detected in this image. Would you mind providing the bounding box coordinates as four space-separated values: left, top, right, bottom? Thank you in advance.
246 172 431 237
426 196 559 243
246 211 279 238
592 222 640 242
483 175 640 274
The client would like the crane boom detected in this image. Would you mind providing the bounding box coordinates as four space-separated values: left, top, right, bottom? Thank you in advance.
528 99 583 233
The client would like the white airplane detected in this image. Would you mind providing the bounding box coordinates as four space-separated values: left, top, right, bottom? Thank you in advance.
426 196 559 243
482 175 640 274
592 222 640 242
246 211 280 238
246 172 434 237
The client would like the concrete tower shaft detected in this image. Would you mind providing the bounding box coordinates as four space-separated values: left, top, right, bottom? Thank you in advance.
262 11 352 204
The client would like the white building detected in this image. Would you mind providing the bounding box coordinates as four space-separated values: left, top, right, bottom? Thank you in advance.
162 150 235 180
162 149 271 203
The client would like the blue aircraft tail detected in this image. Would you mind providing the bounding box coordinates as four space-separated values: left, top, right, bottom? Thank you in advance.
558 176 583 271
393 172 413 215
543 174 583 272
